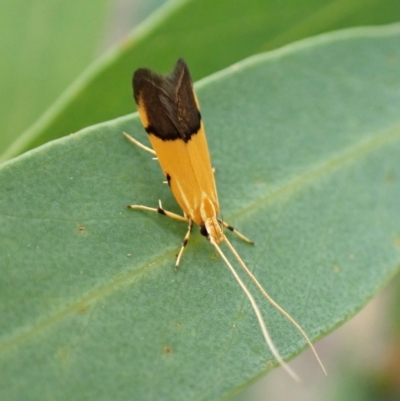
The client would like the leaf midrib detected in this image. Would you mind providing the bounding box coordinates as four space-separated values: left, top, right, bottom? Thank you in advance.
235 122 400 222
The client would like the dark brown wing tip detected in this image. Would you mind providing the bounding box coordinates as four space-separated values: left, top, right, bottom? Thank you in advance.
132 59 192 101
174 58 188 72
132 67 153 104
172 58 192 84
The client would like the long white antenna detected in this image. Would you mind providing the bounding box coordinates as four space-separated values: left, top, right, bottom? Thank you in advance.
211 239 301 382
224 236 327 376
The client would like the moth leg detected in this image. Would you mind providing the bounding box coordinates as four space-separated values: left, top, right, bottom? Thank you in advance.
218 219 254 244
127 200 187 222
123 132 157 157
127 200 192 268
175 219 193 269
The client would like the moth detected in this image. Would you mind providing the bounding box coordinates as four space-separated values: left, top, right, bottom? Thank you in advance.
124 59 325 380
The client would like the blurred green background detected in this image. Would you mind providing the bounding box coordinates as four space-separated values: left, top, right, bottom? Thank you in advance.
2 0 400 161
1 0 400 399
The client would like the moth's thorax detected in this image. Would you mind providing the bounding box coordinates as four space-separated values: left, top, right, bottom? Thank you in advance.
205 216 224 244
200 196 224 244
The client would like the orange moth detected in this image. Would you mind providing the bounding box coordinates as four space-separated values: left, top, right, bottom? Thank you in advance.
124 59 326 380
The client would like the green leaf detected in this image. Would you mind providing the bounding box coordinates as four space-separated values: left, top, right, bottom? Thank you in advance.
3 0 400 161
0 0 111 155
1 24 400 401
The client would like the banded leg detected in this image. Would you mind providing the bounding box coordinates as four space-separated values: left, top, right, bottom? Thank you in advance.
218 219 254 244
128 200 192 268
127 200 187 222
175 219 193 269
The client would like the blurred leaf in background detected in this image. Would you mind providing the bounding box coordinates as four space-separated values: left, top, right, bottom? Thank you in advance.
2 0 400 161
0 0 166 159
0 0 109 154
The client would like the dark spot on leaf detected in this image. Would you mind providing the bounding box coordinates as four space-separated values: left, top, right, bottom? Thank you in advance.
78 305 87 313
78 226 85 233
164 346 172 355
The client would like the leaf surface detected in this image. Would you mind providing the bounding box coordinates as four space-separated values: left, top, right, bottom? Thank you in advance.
1 25 400 401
